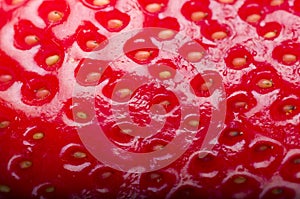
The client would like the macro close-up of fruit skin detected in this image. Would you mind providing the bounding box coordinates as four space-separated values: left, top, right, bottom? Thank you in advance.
0 0 300 198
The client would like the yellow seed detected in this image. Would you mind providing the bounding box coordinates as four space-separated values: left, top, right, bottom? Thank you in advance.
73 151 87 159
150 173 162 183
85 72 101 83
219 0 234 3
228 130 242 137
191 11 207 22
246 14 261 23
116 88 132 98
19 160 32 169
86 40 99 49
257 79 273 88
0 74 12 83
101 171 112 179
234 101 248 109
121 129 132 134
159 71 172 79
107 19 123 29
153 144 164 151
76 112 88 119
211 31 228 40
0 121 10 129
0 185 10 193
93 0 110 6
33 132 44 140
263 31 277 39
158 29 175 40
201 79 213 91
35 88 50 99
188 120 199 127
145 3 162 13
270 0 284 6
283 105 296 115
48 11 63 22
271 188 283 195
160 100 170 106
187 51 203 62
45 55 60 66
232 57 247 68
24 35 39 45
282 54 297 64
12 0 24 5
198 152 209 159
233 176 247 184
45 186 55 193
134 51 151 61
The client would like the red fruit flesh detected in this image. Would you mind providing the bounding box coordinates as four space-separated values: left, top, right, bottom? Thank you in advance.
0 0 300 198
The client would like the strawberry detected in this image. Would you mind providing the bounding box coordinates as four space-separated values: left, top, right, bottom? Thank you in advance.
0 0 300 198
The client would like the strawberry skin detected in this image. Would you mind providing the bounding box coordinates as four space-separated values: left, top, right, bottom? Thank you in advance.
0 0 300 198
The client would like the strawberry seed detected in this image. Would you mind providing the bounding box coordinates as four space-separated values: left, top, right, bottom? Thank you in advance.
0 74 12 83
32 132 44 140
24 35 39 45
246 14 261 23
211 31 228 40
0 121 10 129
187 51 203 62
233 176 247 184
48 11 63 22
145 3 162 13
73 151 87 159
158 29 175 40
0 185 10 193
86 40 99 49
134 51 151 61
282 54 297 64
93 0 110 6
257 79 273 89
191 11 207 22
107 19 123 29
45 55 60 66
19 160 32 169
232 57 247 68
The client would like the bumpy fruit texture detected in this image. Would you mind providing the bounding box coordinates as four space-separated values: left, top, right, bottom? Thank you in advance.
0 0 300 198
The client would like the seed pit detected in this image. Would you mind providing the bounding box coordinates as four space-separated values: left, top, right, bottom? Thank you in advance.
282 54 297 65
232 57 247 68
45 186 55 193
86 40 99 49
85 72 101 83
76 111 88 120
270 0 284 6
246 14 261 23
282 105 296 115
158 71 172 79
35 88 50 99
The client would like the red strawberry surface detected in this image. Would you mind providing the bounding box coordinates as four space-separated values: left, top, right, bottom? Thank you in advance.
0 0 300 198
